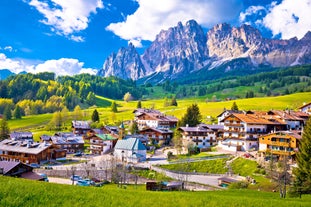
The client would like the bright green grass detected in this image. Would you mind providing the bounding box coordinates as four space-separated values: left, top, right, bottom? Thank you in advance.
7 92 311 132
8 113 53 131
231 157 259 176
159 158 229 174
95 95 113 107
0 176 310 207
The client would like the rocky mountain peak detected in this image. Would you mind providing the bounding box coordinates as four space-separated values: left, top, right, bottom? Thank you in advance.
97 43 146 80
99 20 311 83
142 19 208 78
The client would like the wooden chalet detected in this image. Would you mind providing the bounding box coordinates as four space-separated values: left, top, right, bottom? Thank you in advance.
133 108 178 130
51 132 84 153
88 132 117 155
72 120 91 136
259 131 301 159
139 127 173 145
0 139 64 164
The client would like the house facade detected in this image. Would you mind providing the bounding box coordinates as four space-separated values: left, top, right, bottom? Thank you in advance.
72 121 91 136
0 139 57 164
88 133 117 155
219 113 274 151
139 127 173 145
51 133 84 153
298 102 311 115
178 125 218 149
114 138 146 163
259 131 301 158
134 108 178 130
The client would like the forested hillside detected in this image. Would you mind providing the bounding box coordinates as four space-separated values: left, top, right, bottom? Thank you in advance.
0 73 146 117
154 65 311 99
0 65 310 118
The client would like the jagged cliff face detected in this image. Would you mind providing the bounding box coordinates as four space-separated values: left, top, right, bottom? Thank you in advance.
98 43 146 80
142 20 209 77
98 20 311 82
207 23 311 67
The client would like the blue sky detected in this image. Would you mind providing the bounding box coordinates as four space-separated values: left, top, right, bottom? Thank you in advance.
0 0 310 76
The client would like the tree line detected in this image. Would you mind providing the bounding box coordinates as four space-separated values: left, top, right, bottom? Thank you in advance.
0 72 147 117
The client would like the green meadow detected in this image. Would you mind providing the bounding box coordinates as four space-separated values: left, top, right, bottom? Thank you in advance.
0 176 310 207
8 92 311 135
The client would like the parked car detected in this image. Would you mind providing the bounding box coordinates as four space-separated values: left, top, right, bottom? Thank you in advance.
38 173 49 182
44 166 53 170
70 175 82 181
29 163 40 168
76 179 95 186
73 152 83 157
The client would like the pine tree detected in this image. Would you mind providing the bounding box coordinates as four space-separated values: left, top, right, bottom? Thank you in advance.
178 103 202 127
231 102 239 111
91 109 100 122
293 118 311 195
171 96 178 106
130 121 139 135
0 118 10 141
111 101 118 113
136 100 142 109
13 105 22 119
3 105 12 120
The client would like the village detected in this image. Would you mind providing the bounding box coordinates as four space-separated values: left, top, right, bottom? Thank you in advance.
1 101 311 190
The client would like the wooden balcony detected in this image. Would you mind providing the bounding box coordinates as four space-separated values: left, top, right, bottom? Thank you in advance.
269 150 295 156
270 141 290 147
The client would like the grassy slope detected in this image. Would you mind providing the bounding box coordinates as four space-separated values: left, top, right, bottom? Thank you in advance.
0 176 310 207
7 92 311 132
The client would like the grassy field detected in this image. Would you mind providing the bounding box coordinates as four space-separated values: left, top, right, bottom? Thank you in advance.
7 92 311 133
158 157 278 191
0 176 310 207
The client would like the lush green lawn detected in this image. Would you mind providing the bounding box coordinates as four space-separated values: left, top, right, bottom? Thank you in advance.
0 176 310 207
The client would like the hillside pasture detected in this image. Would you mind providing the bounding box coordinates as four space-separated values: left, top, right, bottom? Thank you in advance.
0 176 310 207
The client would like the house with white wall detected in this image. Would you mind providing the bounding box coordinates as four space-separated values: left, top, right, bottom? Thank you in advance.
114 138 146 163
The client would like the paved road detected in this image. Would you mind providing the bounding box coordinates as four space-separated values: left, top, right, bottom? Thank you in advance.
151 165 222 188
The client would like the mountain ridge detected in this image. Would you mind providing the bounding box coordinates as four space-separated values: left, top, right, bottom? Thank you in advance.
98 20 311 84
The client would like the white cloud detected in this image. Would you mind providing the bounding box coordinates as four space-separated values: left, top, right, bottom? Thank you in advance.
0 53 34 73
27 0 104 41
106 0 243 47
263 0 311 39
239 5 266 22
33 58 97 76
0 54 97 76
0 46 14 52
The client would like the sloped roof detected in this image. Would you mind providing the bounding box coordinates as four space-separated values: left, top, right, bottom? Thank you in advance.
115 138 146 151
298 102 311 109
140 127 173 134
10 131 33 140
72 121 91 129
96 134 116 141
179 126 213 133
20 171 43 180
51 135 84 145
225 113 274 125
0 161 21 174
0 139 51 154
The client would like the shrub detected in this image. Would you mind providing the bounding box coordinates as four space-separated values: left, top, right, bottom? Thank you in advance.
228 181 249 189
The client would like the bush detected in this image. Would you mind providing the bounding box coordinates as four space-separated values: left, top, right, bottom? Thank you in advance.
228 181 249 189
167 151 174 160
